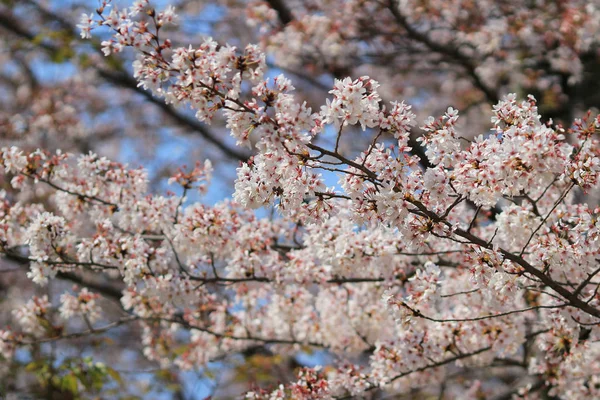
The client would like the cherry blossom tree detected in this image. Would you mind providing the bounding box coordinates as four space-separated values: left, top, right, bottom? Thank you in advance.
1 0 600 399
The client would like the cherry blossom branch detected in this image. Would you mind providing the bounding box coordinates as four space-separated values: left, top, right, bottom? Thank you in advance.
401 196 600 319
456 227 600 318
519 182 575 256
265 0 294 25
399 301 568 323
21 171 120 211
0 6 250 162
145 316 331 349
574 265 600 298
440 288 480 298
384 0 499 104
1 248 119 271
96 69 251 161
2 242 422 287
12 311 336 351
14 315 137 345
336 329 549 399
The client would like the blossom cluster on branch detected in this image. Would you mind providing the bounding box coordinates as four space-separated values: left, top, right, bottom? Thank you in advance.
1 0 600 398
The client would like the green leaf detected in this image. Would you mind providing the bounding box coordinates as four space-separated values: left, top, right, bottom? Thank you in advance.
166 383 181 391
25 360 44 372
203 368 216 380
155 369 176 382
61 374 78 395
89 368 106 390
105 55 125 71
172 344 189 356
106 367 123 385
31 34 45 45
37 317 55 335
49 47 74 63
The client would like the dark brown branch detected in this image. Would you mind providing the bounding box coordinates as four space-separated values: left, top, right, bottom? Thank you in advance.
1 250 123 301
0 8 250 162
490 379 545 400
57 272 124 302
385 0 499 104
145 316 330 348
15 316 137 345
400 301 568 323
266 0 294 25
337 329 548 399
96 69 250 161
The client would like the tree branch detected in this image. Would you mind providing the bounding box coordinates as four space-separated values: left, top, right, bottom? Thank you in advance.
0 8 250 162
386 0 499 104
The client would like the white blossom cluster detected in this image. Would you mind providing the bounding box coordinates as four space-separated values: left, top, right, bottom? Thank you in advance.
2 1 600 398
